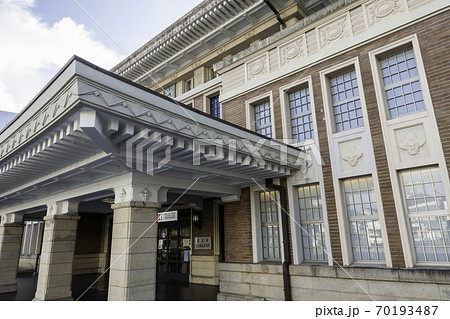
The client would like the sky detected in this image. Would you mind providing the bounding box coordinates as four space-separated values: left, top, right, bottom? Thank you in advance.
0 0 203 113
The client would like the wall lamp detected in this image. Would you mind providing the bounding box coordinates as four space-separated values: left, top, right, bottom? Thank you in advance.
192 211 202 229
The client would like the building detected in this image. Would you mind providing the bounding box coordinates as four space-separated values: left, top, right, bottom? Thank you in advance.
0 111 17 131
0 0 449 301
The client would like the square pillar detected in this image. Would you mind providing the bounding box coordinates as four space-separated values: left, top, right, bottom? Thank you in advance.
0 221 24 293
34 202 80 301
108 201 160 301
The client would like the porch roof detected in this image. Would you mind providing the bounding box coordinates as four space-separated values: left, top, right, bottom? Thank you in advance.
0 56 304 216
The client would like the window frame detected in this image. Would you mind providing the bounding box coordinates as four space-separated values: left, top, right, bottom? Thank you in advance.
341 175 387 264
245 92 276 139
185 78 193 93
296 183 328 262
399 166 450 266
320 58 392 267
368 34 450 268
203 88 222 119
279 77 318 146
320 58 368 138
250 186 284 263
369 34 433 126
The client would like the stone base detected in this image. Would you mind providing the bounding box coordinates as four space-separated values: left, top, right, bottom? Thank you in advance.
33 297 74 301
217 292 264 301
0 283 18 294
190 255 219 286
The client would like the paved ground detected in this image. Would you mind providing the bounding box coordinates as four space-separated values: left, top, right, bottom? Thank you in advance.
0 273 219 301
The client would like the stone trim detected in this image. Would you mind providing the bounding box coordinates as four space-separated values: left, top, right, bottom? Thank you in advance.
111 201 161 210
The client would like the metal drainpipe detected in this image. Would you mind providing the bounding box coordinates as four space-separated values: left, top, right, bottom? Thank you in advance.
265 178 292 301
263 0 287 30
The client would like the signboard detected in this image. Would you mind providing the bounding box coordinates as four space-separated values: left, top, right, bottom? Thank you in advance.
194 237 211 250
182 239 191 248
157 211 178 223
183 251 189 262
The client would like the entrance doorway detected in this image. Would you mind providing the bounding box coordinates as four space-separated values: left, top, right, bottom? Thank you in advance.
157 209 191 282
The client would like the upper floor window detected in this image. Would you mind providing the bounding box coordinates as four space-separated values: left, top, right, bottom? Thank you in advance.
209 94 221 119
400 166 449 263
209 67 217 81
330 69 363 132
185 79 192 92
289 86 313 142
297 184 327 261
379 48 425 119
254 101 273 138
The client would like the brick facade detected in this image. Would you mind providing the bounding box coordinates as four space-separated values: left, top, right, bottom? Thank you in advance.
223 187 253 262
221 10 450 266
192 198 215 256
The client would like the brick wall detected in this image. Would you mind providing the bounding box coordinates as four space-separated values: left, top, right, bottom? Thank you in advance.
223 187 253 262
221 10 450 266
192 198 215 256
419 10 450 177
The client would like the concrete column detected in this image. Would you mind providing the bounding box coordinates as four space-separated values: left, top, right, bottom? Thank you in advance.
34 201 80 301
0 214 24 293
108 201 160 301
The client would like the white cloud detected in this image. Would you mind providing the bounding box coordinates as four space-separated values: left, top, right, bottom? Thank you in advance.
0 0 125 113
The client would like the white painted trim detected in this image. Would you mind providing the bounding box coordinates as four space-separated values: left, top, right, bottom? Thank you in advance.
245 91 276 139
220 0 449 103
320 57 392 267
250 185 285 263
368 33 450 267
286 176 302 264
202 87 222 118
278 76 318 146
250 185 263 263
177 76 222 103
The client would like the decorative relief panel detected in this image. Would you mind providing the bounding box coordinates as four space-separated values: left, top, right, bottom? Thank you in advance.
278 35 307 67
245 53 268 81
317 13 352 49
395 125 429 162
364 0 408 27
339 138 366 172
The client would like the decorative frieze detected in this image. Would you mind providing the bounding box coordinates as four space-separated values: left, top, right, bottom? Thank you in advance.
278 35 307 67
246 53 269 81
364 0 408 27
317 13 352 49
0 85 78 160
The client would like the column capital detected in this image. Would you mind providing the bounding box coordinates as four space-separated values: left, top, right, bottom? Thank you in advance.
111 201 161 210
0 213 24 225
46 200 80 216
113 183 168 204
